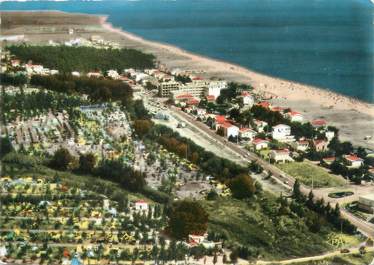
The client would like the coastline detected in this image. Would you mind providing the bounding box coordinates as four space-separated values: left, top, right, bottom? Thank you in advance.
100 17 374 117
2 11 374 148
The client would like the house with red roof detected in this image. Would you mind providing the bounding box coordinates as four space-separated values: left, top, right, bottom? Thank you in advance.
312 139 328 152
271 106 285 113
252 138 269 150
240 91 254 106
285 111 304 123
253 119 268 133
218 122 239 138
269 149 294 163
291 139 310 152
239 128 256 140
257 101 271 109
134 200 149 212
187 98 200 106
344 154 364 168
206 95 216 102
323 156 336 165
312 119 327 128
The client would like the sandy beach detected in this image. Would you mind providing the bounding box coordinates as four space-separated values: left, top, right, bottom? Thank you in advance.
2 11 374 148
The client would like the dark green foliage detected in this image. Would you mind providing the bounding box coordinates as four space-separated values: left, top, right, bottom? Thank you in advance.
167 200 208 239
49 147 74 171
0 137 14 158
228 174 256 199
0 73 27 86
30 75 133 106
78 153 96 174
7 45 155 72
95 159 146 192
174 75 191 84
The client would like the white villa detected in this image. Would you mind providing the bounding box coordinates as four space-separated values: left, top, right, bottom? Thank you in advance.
272 124 294 142
269 149 294 163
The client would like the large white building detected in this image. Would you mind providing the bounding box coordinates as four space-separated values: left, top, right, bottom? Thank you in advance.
205 80 227 99
272 124 294 142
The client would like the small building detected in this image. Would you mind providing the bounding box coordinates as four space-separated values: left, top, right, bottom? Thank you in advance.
312 139 328 152
257 101 271 109
107 69 120 79
269 149 294 163
253 119 268 133
134 200 149 212
344 154 364 168
312 119 327 128
322 156 336 165
272 124 294 142
239 128 256 140
358 194 374 213
206 95 216 102
291 140 309 152
285 111 303 123
325 130 335 141
252 138 269 150
240 91 254 107
219 123 239 138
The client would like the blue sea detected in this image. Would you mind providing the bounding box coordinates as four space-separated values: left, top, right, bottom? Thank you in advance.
1 0 374 102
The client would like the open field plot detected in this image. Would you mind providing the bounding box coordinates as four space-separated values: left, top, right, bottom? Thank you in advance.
277 162 346 188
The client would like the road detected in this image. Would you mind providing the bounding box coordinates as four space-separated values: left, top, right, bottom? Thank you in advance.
168 105 374 238
254 246 374 265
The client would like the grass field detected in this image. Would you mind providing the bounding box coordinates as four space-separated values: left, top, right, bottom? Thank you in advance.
277 162 346 188
201 196 336 260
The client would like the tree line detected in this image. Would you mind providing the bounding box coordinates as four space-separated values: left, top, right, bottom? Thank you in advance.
30 74 133 107
7 45 155 73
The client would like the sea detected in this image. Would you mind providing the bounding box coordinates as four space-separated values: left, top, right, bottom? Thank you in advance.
1 0 374 102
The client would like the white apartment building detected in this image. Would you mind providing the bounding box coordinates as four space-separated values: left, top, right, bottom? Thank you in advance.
272 124 294 142
205 80 227 99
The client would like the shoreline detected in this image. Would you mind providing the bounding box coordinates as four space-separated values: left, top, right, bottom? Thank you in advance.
100 16 374 118
2 10 374 148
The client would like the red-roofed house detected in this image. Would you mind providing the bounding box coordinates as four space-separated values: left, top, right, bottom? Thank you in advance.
344 155 364 168
253 119 268 133
312 139 328 152
291 140 310 152
312 119 327 128
257 101 271 109
240 91 254 106
187 98 200 106
271 106 285 113
239 128 256 140
252 138 269 150
135 200 149 212
218 122 239 138
215 115 226 124
269 149 294 163
206 95 216 102
323 157 336 165
285 111 304 123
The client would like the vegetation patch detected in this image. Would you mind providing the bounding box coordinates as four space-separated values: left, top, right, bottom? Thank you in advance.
278 162 345 188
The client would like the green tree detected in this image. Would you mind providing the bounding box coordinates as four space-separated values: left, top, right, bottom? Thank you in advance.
228 174 256 199
78 153 96 173
49 147 74 171
167 200 208 239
